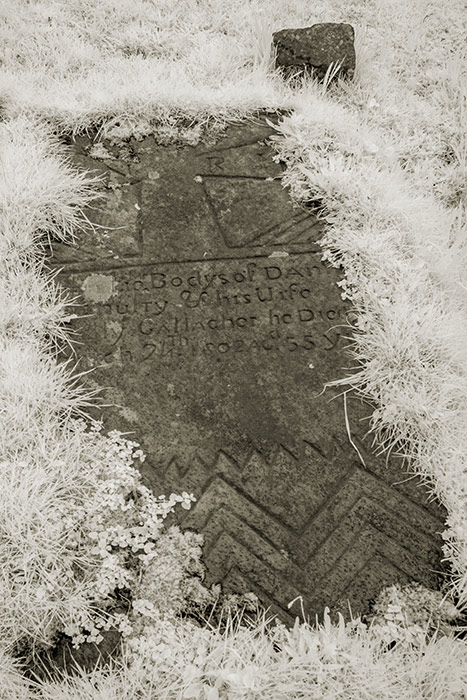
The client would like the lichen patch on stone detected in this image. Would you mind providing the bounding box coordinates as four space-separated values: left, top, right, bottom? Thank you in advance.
119 406 140 423
89 142 117 160
81 273 116 303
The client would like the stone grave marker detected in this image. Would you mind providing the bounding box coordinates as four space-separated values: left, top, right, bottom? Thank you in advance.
273 23 356 82
49 114 446 625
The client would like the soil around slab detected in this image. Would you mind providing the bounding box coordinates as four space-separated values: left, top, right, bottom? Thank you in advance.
47 112 448 629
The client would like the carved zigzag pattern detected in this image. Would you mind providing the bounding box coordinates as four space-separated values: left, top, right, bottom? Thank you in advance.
174 454 444 624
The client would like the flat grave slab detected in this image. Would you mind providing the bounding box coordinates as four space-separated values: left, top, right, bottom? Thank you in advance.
48 114 447 624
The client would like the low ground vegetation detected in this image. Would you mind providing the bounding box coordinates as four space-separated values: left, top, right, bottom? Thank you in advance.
1 0 467 696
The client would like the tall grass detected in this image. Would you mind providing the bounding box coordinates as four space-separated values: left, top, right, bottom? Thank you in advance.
0 0 466 695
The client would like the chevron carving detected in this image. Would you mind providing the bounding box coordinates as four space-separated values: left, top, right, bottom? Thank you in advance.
170 450 445 624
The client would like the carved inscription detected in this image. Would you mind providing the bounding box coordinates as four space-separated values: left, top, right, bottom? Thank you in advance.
90 257 355 366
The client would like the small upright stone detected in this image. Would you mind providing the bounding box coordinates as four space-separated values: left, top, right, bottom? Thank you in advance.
273 23 355 83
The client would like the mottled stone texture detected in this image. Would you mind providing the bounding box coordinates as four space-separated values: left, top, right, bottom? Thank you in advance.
48 114 446 628
273 23 356 82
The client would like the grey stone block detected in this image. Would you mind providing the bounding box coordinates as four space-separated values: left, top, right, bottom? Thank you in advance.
273 23 356 82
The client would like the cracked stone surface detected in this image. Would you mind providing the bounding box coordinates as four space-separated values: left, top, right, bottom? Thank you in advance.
47 113 447 626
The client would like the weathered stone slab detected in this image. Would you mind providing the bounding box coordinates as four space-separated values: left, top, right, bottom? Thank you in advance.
48 114 446 625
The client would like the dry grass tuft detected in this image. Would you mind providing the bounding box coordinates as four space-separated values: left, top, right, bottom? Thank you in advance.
27 608 467 699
